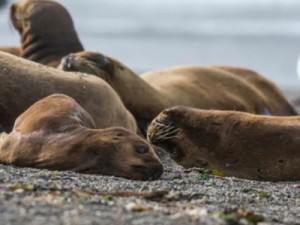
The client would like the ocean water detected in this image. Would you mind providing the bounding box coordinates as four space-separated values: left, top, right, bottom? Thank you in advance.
1 0 300 90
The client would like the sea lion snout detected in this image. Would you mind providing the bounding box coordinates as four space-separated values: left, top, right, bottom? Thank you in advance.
98 127 163 180
147 108 185 162
59 51 112 77
60 54 75 71
10 0 35 32
151 164 164 180
147 106 187 143
147 117 179 145
129 143 164 180
10 3 23 31
132 163 163 181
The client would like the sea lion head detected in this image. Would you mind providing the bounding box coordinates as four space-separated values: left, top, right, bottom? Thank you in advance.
80 127 163 181
59 51 128 85
10 0 83 66
147 106 220 169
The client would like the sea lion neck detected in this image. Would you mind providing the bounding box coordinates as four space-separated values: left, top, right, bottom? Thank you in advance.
110 60 171 122
20 32 83 67
14 0 84 67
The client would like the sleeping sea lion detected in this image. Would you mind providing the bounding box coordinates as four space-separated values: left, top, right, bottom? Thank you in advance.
10 0 83 67
0 94 163 180
212 66 297 115
58 51 297 131
147 106 300 181
0 51 137 132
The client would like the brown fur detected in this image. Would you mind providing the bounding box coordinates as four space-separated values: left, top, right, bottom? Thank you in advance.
0 94 163 180
0 51 137 132
213 66 297 115
10 0 83 67
147 106 300 181
58 51 297 131
0 47 20 56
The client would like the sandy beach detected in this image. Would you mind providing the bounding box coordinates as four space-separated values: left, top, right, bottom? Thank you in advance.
1 1 300 224
1 135 300 225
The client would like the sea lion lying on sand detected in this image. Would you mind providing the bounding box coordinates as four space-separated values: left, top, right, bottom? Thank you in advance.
147 106 300 181
0 51 137 132
10 0 83 67
0 94 163 180
212 66 297 115
59 51 297 131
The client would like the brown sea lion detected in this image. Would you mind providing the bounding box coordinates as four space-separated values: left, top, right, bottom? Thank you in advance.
0 94 163 180
0 46 20 56
0 51 137 133
147 106 300 181
59 51 297 131
212 66 297 115
10 0 83 67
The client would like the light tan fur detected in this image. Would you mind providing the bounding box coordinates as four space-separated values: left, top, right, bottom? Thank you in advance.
0 52 137 132
0 47 20 56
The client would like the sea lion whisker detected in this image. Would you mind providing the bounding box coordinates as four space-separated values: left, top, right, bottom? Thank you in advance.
149 106 300 181
151 121 179 134
158 126 179 136
148 126 180 142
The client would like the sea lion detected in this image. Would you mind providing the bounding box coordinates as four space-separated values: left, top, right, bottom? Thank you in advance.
0 94 163 180
10 0 83 67
59 51 297 131
0 46 20 56
0 51 137 132
212 66 297 115
147 106 300 181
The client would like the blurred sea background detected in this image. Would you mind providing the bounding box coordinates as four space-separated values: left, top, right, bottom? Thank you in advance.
1 0 300 91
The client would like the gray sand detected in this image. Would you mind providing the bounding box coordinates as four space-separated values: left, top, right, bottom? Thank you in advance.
1 95 300 225
1 148 300 225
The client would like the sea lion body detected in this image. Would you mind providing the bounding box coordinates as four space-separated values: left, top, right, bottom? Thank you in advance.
0 94 162 180
10 0 83 67
0 47 20 56
59 51 297 131
0 52 137 132
147 106 300 181
212 66 297 115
